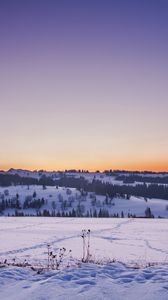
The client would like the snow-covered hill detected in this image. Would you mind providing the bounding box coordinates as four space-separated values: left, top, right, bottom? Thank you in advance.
0 185 168 218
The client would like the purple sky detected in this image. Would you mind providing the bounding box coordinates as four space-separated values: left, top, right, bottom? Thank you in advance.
1 0 168 171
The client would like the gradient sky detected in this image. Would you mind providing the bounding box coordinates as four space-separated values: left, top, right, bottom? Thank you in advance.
0 0 168 171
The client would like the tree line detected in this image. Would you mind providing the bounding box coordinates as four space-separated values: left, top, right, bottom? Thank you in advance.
115 174 168 184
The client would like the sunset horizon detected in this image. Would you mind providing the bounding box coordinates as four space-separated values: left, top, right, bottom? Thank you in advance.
1 163 168 173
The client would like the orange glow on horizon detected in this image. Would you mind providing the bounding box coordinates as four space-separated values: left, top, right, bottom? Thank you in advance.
1 161 168 173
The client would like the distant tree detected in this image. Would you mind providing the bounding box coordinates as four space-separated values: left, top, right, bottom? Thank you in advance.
4 189 9 196
16 199 21 209
145 207 153 218
105 194 109 205
43 209 50 216
57 211 61 217
86 210 90 217
33 191 37 198
71 208 76 217
52 201 56 210
98 209 102 218
93 209 97 218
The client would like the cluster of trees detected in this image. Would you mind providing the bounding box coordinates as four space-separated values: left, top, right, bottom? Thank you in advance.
115 175 168 184
64 169 89 173
23 197 45 209
56 176 168 200
0 174 55 187
104 170 168 175
0 198 21 212
0 197 45 213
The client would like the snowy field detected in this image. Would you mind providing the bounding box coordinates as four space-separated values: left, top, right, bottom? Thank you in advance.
0 217 168 299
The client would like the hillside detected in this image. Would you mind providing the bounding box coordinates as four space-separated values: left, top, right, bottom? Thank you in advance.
0 185 167 218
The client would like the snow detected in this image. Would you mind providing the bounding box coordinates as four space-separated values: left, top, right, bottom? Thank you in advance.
0 262 168 300
0 217 168 299
0 185 168 218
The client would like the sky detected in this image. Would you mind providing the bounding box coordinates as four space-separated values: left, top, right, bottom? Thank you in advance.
0 0 168 172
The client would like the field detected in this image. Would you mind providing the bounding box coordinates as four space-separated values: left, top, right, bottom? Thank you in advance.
0 217 168 299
